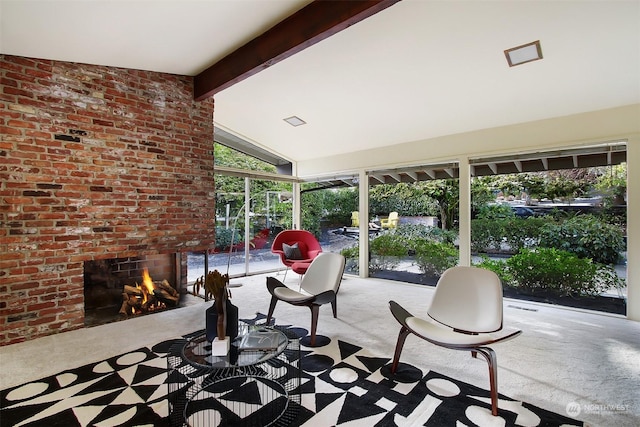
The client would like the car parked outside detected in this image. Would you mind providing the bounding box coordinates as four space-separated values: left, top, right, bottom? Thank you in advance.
511 206 535 218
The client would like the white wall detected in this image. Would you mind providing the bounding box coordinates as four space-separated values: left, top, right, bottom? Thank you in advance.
297 105 639 176
297 104 640 321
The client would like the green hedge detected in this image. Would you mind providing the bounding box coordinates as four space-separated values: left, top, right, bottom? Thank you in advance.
342 227 459 276
369 233 407 272
471 214 625 266
471 217 546 254
474 248 625 297
396 224 457 245
538 214 625 265
413 239 458 276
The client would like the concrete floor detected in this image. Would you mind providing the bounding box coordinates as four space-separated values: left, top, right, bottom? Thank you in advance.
1 272 638 427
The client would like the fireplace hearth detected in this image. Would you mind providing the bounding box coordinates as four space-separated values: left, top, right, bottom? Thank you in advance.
83 254 184 327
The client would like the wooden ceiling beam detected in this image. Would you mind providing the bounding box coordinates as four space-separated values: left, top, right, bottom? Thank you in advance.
194 0 401 100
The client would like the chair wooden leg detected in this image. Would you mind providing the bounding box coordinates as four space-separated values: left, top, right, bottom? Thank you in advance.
391 326 411 373
331 300 337 318
473 347 499 416
266 296 278 325
309 305 320 346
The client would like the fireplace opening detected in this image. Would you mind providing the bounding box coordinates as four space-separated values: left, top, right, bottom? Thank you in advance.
83 254 184 327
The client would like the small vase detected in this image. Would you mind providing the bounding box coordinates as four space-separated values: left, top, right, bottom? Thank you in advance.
215 293 227 340
205 299 239 342
225 299 239 340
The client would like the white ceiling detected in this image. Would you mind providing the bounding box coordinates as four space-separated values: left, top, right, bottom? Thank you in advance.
2 0 639 164
0 0 308 75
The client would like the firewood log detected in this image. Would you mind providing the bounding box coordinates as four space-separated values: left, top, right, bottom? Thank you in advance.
127 295 140 308
141 294 157 311
122 295 140 316
124 285 142 296
154 288 179 305
119 293 129 315
157 279 178 297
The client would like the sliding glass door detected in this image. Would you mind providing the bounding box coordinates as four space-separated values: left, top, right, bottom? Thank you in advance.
246 179 293 275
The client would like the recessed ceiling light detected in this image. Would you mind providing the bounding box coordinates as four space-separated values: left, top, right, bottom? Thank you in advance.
504 40 543 67
283 116 306 127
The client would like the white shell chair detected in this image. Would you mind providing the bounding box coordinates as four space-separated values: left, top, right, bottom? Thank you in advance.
266 252 346 346
389 266 521 416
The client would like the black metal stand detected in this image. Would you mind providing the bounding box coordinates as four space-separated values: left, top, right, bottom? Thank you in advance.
168 326 300 426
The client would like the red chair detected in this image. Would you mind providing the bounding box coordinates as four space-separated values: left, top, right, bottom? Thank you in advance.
271 230 322 280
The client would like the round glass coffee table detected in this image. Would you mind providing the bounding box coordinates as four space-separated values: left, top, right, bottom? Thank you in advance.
167 324 300 427
182 325 288 369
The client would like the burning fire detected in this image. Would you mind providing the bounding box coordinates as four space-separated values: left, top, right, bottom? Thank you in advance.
136 268 160 306
121 268 176 317
142 268 155 292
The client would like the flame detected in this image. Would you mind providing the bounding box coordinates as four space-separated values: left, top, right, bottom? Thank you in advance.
126 268 172 317
142 268 155 293
137 285 147 305
134 268 156 305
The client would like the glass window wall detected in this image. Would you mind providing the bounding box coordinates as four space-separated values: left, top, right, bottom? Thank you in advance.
367 178 460 285
300 184 359 273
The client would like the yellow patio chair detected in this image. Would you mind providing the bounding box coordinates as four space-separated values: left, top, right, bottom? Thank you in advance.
351 211 359 227
380 212 398 229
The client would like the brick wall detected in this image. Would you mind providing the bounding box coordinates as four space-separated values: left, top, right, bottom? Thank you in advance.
0 55 215 345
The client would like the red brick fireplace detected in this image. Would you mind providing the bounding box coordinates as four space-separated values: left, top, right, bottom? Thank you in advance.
83 253 184 327
0 55 216 345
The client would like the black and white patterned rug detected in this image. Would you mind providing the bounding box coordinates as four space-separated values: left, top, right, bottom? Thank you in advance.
1 314 582 426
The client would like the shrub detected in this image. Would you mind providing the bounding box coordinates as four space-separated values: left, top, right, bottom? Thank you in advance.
505 248 624 296
214 227 241 250
395 223 457 245
477 204 514 220
471 217 557 254
413 238 458 276
370 233 407 256
503 217 546 252
538 214 625 265
369 233 408 272
340 245 359 259
473 256 513 285
471 219 504 253
340 245 360 274
394 224 428 241
425 226 458 245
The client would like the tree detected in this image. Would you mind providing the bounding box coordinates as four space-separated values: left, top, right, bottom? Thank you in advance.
471 177 497 214
419 179 459 230
214 144 277 172
517 173 546 204
214 144 292 231
543 170 593 203
595 163 627 206
300 185 357 236
369 177 494 230
369 182 438 217
487 174 524 200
